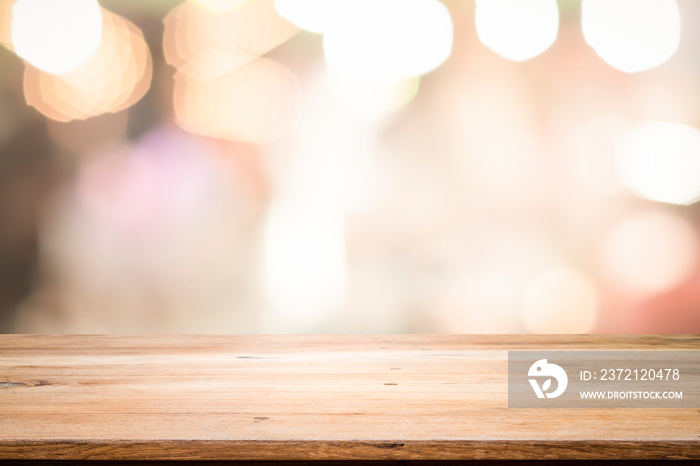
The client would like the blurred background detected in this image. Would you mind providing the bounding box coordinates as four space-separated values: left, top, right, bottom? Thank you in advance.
0 0 699 334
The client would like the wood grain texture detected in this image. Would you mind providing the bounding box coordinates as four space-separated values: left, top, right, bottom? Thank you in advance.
0 335 698 461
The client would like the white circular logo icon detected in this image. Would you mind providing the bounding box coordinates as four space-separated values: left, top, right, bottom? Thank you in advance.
528 359 568 398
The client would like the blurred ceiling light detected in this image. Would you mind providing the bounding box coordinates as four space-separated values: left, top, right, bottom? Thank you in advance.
616 121 700 205
163 0 297 81
601 210 697 295
11 0 103 74
23 9 152 122
581 0 680 73
273 0 334 33
475 0 559 62
323 0 453 79
327 64 419 116
522 267 598 333
173 58 301 144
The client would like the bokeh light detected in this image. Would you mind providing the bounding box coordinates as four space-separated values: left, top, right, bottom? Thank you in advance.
601 210 698 295
163 0 297 81
522 266 598 333
76 127 215 235
475 0 559 62
273 0 334 33
322 0 453 79
581 0 680 73
173 58 301 144
11 0 103 74
436 228 559 333
0 0 13 50
15 124 266 334
262 93 349 330
22 9 152 122
263 206 347 332
5 0 700 335
616 121 700 205
327 64 420 116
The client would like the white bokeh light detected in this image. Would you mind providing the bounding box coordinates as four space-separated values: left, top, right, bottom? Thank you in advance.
601 210 698 295
273 0 335 33
327 64 420 116
581 0 680 73
522 267 598 334
616 121 700 205
323 0 453 79
263 207 347 331
12 0 103 74
475 0 559 62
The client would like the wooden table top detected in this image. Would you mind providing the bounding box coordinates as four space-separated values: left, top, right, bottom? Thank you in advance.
0 334 698 461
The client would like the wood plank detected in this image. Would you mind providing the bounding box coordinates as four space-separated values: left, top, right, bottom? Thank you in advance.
0 335 698 461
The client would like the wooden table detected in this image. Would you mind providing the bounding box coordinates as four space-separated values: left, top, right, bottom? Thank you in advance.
0 335 698 464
